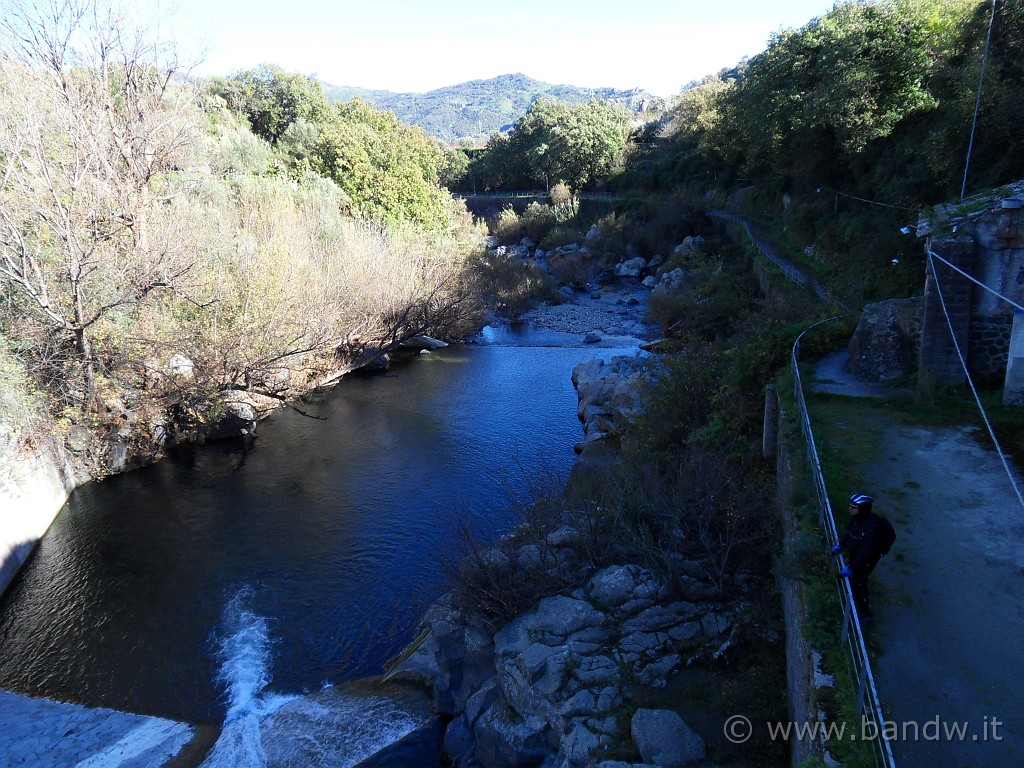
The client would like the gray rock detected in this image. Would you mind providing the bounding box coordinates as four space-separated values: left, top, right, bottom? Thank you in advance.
399 335 449 351
562 720 602 765
615 597 656 617
521 237 537 249
572 654 619 687
668 622 702 643
616 257 647 278
653 267 686 297
848 297 924 382
474 704 552 768
596 687 622 713
671 236 704 256
484 235 500 249
464 677 500 725
530 596 606 638
587 565 657 609
65 425 93 455
559 689 598 719
641 276 657 288
631 709 705 766
546 526 580 548
164 352 194 378
622 602 699 634
389 640 440 686
584 332 602 344
560 286 576 298
443 715 475 764
496 657 561 733
617 631 665 657
638 654 679 684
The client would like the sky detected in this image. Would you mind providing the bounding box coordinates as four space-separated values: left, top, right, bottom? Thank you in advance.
163 0 840 98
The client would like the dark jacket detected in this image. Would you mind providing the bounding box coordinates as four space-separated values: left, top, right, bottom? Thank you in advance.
840 512 885 572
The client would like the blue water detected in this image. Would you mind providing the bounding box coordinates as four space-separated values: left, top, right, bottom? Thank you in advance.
0 329 639 726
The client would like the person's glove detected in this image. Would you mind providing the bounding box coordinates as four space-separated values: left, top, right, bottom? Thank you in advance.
839 566 853 577
830 545 842 556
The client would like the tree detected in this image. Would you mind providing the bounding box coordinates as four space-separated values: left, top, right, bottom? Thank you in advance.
474 99 632 191
0 0 202 411
311 99 449 228
209 64 333 145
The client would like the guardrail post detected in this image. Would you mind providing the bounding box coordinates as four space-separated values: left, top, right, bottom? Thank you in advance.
840 598 852 645
856 664 869 716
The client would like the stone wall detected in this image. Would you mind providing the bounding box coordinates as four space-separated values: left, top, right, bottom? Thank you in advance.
919 240 975 387
968 314 1014 384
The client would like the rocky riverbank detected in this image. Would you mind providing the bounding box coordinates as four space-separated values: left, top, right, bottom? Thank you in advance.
381 232 776 767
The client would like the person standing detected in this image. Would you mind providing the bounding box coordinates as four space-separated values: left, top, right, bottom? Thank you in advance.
831 493 894 622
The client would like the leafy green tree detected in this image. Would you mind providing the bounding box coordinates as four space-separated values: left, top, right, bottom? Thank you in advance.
311 99 448 228
474 99 632 190
210 64 333 144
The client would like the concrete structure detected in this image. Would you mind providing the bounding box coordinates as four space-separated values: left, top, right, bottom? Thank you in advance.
0 691 195 767
917 182 1024 397
0 431 76 595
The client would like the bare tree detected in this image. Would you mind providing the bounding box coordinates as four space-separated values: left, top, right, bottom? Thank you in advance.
0 0 200 411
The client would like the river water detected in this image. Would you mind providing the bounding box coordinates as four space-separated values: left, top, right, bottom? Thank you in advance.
0 326 639 735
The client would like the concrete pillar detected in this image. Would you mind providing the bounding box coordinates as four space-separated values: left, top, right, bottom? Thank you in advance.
1003 310 1024 406
919 240 974 388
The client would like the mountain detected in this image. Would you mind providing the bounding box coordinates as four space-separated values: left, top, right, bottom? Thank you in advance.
322 73 666 145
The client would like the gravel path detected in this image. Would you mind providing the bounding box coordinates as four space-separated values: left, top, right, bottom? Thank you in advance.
863 423 1024 768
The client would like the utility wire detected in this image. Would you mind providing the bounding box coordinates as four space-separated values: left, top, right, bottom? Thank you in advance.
962 0 998 200
816 185 917 212
928 250 1024 513
927 248 1024 313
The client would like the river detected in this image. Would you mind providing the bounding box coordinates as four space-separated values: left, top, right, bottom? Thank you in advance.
0 325 640 737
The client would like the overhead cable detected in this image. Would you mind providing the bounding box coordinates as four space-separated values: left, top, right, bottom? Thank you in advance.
816 185 918 212
927 248 1024 313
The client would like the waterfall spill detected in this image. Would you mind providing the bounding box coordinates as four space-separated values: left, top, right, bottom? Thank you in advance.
200 589 297 768
201 588 428 767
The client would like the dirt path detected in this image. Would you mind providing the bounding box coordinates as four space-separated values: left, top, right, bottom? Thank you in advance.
813 393 1024 767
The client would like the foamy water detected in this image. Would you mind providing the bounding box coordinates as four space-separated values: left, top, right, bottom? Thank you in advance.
200 589 426 767
200 590 296 768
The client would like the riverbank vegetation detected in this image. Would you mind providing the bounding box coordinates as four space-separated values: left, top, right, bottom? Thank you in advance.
0 1 484 471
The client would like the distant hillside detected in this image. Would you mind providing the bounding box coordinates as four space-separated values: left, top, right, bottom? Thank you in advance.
322 73 665 144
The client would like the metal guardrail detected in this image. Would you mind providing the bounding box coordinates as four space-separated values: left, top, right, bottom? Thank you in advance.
791 317 896 768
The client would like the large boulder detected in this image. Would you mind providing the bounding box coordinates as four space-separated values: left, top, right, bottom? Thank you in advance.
847 297 924 382
473 704 552 768
652 268 686 297
616 257 647 278
630 709 705 766
586 565 659 609
572 356 654 444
